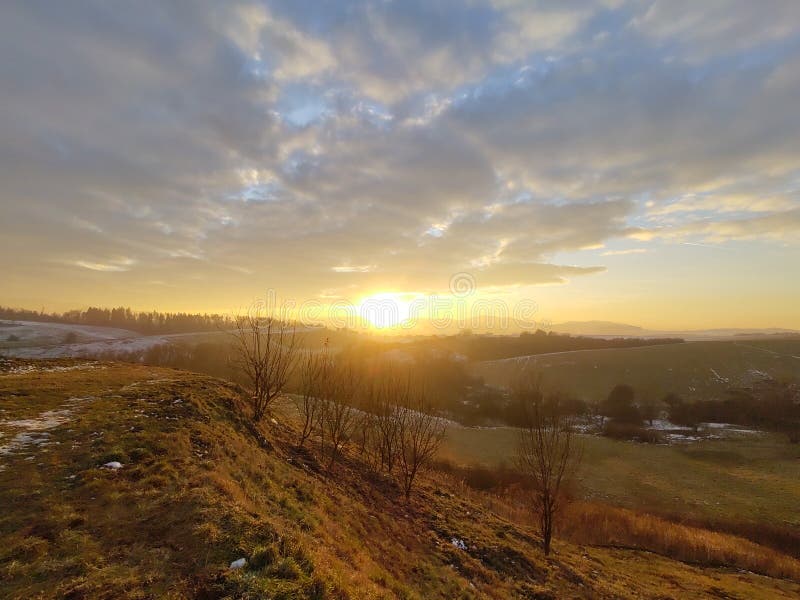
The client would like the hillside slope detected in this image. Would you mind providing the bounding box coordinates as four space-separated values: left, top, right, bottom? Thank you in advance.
472 339 800 402
1 360 799 599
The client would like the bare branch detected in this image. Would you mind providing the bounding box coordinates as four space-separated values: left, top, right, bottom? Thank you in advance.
396 381 446 500
230 303 301 422
515 380 583 556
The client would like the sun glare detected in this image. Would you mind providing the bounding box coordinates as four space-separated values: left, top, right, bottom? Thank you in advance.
357 292 416 329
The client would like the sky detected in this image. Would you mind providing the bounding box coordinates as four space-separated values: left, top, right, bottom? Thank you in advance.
1 1 799 331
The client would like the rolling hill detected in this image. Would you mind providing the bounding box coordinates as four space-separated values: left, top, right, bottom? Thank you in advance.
3 359 800 598
471 339 800 403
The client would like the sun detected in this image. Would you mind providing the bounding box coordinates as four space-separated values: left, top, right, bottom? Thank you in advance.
357 292 416 329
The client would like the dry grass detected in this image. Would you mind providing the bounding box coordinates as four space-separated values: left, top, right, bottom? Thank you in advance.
560 501 800 581
2 359 800 599
430 470 800 582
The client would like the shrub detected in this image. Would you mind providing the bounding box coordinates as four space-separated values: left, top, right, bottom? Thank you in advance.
432 459 528 492
602 384 641 424
602 421 662 443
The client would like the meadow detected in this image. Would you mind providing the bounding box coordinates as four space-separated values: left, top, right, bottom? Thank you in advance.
472 339 800 403
441 425 800 526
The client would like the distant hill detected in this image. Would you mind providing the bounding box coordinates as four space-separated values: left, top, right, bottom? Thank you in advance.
550 321 646 336
550 321 800 340
472 338 800 402
382 330 683 362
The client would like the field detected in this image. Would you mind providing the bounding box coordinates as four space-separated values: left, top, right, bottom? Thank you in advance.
471 339 800 403
0 319 341 361
3 359 800 598
441 424 800 546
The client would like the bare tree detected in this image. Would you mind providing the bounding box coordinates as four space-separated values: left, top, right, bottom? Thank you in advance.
365 374 404 474
515 383 583 556
294 342 330 448
353 399 375 459
396 385 446 500
230 305 300 422
319 361 360 471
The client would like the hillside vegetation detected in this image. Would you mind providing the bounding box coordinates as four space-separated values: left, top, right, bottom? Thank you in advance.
2 360 800 598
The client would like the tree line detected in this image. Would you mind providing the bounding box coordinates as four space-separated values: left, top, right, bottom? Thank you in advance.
0 305 234 334
663 383 800 442
595 381 800 443
403 329 684 362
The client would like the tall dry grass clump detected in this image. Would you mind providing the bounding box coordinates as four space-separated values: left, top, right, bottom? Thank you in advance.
561 501 800 581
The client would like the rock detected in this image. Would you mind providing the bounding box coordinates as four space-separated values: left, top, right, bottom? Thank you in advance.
230 558 247 569
103 461 123 469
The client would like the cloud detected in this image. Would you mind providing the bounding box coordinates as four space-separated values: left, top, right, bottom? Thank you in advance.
643 209 800 243
648 194 798 216
0 1 799 310
332 265 375 273
601 248 648 256
73 258 136 272
631 1 800 60
470 262 606 287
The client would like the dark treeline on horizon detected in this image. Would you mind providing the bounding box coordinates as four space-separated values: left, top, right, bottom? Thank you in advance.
0 305 234 335
401 329 685 361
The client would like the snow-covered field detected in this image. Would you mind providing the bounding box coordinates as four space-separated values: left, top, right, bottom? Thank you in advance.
0 319 139 345
0 320 181 359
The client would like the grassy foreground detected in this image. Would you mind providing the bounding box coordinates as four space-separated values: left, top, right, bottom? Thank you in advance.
1 359 799 598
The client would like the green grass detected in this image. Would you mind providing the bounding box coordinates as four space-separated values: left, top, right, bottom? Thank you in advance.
472 339 800 403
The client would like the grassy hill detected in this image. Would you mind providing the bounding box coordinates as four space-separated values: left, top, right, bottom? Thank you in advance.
2 360 800 598
472 339 800 403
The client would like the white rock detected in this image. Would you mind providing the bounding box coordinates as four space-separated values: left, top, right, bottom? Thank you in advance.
229 558 247 569
103 461 123 469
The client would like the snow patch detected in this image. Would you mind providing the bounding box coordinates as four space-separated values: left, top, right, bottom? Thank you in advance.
648 419 693 431
0 396 95 466
2 362 103 375
451 538 467 551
